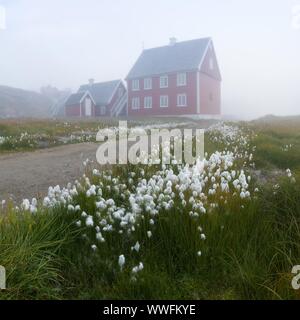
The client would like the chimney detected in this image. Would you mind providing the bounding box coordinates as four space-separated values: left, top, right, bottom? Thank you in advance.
169 37 177 46
88 78 95 86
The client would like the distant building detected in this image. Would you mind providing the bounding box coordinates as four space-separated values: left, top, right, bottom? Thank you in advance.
126 37 221 118
65 79 127 117
65 37 221 118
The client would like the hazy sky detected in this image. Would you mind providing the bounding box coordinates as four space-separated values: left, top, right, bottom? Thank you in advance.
0 0 299 118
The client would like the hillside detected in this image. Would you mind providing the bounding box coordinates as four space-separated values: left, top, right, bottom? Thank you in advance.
0 85 52 118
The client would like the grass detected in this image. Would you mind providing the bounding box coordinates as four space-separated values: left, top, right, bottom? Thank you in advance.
0 117 300 300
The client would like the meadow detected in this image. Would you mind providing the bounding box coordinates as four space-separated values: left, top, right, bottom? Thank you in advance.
0 116 300 300
0 117 203 153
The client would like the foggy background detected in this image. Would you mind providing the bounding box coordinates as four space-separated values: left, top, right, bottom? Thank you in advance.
0 0 299 119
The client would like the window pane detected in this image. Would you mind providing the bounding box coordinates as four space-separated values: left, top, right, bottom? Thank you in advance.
177 73 186 86
144 78 152 90
160 76 168 88
160 95 168 107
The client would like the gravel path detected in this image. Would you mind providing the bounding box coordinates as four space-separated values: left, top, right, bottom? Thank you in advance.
0 143 98 202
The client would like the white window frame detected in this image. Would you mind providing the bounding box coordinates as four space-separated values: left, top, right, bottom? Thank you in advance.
160 95 168 108
177 73 187 86
131 97 140 110
144 96 152 109
144 78 152 90
177 94 187 107
160 75 168 88
132 79 140 91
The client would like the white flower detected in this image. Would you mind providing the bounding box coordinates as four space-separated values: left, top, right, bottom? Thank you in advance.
21 199 30 211
147 231 152 238
91 244 97 251
81 211 87 218
76 220 81 227
240 191 246 199
85 215 94 227
131 241 140 252
197 251 202 257
68 204 75 212
118 254 125 270
200 233 206 240
132 266 139 273
138 262 144 271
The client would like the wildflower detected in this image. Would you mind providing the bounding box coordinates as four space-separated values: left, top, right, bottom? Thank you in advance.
85 215 94 227
68 204 75 212
200 233 206 240
138 262 144 271
91 244 97 251
131 241 140 252
81 211 87 218
197 251 202 257
21 199 30 211
118 255 125 270
147 231 152 238
76 220 81 227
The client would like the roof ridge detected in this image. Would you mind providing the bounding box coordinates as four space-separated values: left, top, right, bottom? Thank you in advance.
143 37 211 52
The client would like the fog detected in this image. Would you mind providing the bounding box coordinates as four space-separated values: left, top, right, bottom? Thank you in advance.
0 0 300 119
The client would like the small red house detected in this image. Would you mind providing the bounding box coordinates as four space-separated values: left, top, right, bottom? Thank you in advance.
126 38 221 118
65 79 127 117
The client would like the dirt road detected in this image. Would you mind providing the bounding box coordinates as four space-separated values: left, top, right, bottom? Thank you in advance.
0 143 99 202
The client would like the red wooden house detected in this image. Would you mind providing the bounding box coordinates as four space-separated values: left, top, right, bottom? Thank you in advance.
126 37 221 118
65 79 127 117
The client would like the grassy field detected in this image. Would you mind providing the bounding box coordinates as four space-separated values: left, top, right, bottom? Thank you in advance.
1 116 300 300
0 118 112 152
0 117 204 153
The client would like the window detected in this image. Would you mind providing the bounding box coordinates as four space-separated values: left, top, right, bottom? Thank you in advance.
160 95 168 108
144 78 152 90
209 58 214 70
177 73 187 86
132 79 140 91
177 94 187 107
160 75 168 88
144 96 152 109
131 97 140 109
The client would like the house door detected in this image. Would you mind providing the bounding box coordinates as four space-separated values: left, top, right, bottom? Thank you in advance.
85 98 92 116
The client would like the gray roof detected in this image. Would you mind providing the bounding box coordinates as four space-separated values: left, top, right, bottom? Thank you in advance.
126 38 211 79
65 92 86 106
78 80 121 106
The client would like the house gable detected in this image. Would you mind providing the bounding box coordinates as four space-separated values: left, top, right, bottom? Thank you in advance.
199 41 221 81
78 80 122 106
